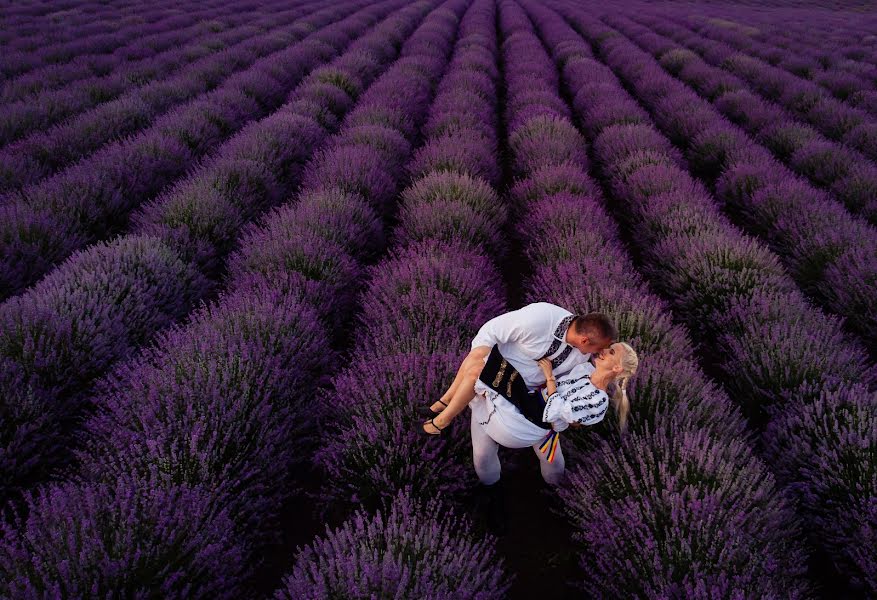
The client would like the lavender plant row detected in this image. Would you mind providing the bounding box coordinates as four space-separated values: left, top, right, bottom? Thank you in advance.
0 0 197 51
314 0 504 516
0 1 262 102
598 13 877 352
0 0 405 506
678 12 877 116
666 12 877 162
550 4 877 592
625 12 877 225
277 491 508 599
495 1 810 596
291 1 511 595
0 1 223 80
0 0 331 187
0 1 369 302
0 2 449 595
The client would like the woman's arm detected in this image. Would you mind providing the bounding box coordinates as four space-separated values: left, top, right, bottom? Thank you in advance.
537 358 557 396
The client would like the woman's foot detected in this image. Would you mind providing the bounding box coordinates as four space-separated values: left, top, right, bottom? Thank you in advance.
422 416 449 436
416 399 448 419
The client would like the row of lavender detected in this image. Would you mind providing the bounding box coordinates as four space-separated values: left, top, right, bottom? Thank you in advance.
0 0 257 108
0 0 363 301
0 1 261 102
0 0 215 78
664 11 877 163
0 0 403 510
286 0 513 593
681 11 877 114
0 1 470 595
625 11 877 226
593 13 877 350
501 0 810 596
547 1 877 593
0 0 334 192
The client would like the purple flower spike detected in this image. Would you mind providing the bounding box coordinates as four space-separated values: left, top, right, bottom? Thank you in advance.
557 429 809 599
276 490 509 599
0 479 248 599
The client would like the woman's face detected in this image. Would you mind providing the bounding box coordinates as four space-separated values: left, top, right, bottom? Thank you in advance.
594 343 625 373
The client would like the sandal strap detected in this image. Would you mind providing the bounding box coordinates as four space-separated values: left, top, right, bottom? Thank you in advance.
426 418 445 432
437 399 448 407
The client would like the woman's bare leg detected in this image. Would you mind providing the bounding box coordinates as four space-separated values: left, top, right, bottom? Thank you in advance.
430 353 482 413
423 357 485 432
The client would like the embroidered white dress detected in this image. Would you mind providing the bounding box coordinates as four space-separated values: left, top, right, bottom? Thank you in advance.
471 360 608 448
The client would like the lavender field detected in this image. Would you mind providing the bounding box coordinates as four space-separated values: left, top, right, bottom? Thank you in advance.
1 0 876 597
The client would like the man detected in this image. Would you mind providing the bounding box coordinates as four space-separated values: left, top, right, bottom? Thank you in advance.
421 302 616 532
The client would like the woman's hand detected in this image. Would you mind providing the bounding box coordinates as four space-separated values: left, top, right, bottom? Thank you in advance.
537 358 554 378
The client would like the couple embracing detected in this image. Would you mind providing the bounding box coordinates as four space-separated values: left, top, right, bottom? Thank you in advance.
418 302 638 533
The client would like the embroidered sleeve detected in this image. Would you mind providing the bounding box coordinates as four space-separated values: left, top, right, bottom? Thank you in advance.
542 382 609 428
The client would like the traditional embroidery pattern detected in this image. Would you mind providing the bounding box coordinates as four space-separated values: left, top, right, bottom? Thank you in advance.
571 398 607 411
576 406 607 424
551 345 574 368
492 359 508 387
506 370 519 398
538 314 575 360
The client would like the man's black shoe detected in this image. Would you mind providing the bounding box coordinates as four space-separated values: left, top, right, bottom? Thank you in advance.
479 480 508 537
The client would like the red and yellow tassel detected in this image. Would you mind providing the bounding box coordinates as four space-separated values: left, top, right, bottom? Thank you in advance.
539 430 560 463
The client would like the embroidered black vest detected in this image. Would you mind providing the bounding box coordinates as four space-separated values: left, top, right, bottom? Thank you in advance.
478 345 552 429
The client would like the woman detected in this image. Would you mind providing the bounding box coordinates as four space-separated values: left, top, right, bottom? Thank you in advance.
422 341 638 473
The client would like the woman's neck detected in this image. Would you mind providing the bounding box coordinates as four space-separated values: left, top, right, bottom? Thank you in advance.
590 370 612 391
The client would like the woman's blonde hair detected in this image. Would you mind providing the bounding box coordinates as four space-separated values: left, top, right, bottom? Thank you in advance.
610 342 638 433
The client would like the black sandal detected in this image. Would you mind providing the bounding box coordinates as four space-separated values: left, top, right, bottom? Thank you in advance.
421 417 448 437
416 399 448 419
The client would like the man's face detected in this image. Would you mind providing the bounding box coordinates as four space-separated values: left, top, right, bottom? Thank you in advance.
574 334 611 356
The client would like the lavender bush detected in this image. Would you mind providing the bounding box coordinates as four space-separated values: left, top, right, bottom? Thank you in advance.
0 479 248 599
0 235 207 498
275 491 509 599
557 428 809 599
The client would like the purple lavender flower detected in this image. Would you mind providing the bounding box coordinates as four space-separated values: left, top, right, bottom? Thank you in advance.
314 354 476 512
0 479 248 598
80 282 329 544
332 124 412 166
789 139 856 187
1 235 208 497
276 490 509 599
407 131 501 186
557 429 810 598
509 162 602 208
508 115 589 176
132 158 283 275
270 187 385 258
593 123 683 171
763 384 877 593
760 121 821 160
302 145 398 214
354 240 506 360
396 171 504 255
226 220 361 321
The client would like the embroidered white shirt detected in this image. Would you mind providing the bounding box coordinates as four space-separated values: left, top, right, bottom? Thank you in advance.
542 361 609 433
470 302 590 390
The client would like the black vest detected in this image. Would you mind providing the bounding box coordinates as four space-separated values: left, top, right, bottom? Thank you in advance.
478 345 552 429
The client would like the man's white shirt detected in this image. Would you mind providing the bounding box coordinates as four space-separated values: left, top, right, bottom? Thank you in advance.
470 302 590 390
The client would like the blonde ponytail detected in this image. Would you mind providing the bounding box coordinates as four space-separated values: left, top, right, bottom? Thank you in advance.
609 342 638 433
611 376 630 432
